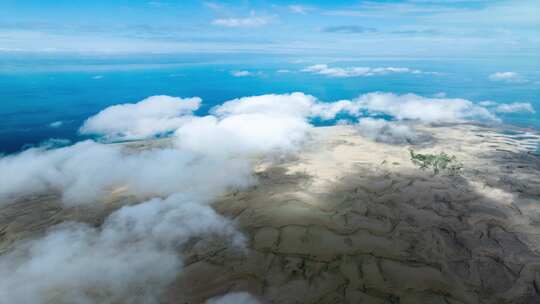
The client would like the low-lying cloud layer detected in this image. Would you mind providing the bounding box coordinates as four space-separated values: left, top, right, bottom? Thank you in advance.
79 95 201 140
357 118 426 145
0 91 535 303
3 92 530 205
353 93 498 123
310 92 500 124
0 93 314 303
0 195 243 303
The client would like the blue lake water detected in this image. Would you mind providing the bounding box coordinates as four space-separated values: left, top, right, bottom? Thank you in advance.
1 55 539 154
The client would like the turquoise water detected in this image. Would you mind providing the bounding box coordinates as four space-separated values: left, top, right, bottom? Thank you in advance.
1 55 539 153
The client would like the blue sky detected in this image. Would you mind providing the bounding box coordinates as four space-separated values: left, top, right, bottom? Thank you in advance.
0 0 538 58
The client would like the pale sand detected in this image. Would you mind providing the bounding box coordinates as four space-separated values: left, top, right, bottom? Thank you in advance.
2 124 540 303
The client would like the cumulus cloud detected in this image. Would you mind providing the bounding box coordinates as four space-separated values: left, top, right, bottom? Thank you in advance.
214 92 315 118
207 292 260 304
353 93 498 123
175 114 309 157
212 14 271 27
1 93 319 206
309 92 498 124
0 92 513 208
489 72 527 83
302 64 432 78
179 93 316 155
495 102 535 114
79 95 201 140
311 99 356 120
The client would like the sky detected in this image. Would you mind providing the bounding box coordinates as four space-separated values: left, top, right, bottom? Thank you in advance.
1 0 539 58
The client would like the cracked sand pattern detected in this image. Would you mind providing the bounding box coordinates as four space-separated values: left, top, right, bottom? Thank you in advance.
2 124 540 303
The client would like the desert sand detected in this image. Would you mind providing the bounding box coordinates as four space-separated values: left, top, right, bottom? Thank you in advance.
2 123 540 303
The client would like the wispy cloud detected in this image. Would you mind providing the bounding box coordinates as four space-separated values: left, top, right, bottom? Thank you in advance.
489 72 528 83
49 121 63 128
0 0 537 57
147 1 168 8
212 14 271 28
321 25 377 34
231 70 253 77
288 5 312 14
203 1 223 11
302 64 435 78
495 102 535 114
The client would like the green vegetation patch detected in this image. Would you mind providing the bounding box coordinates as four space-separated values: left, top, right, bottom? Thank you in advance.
409 149 463 175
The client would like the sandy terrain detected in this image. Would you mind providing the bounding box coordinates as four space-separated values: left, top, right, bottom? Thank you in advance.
2 124 540 303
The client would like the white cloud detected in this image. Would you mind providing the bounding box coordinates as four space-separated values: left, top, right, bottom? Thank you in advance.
489 72 527 83
0 138 260 206
495 102 535 114
212 14 271 28
1 93 321 207
79 95 201 140
178 93 316 156
301 64 432 78
276 69 292 73
356 118 426 145
478 100 497 107
353 93 498 123
0 194 244 304
308 92 499 124
231 70 253 77
49 121 63 128
207 292 260 304
204 2 223 11
214 92 315 118
288 5 310 14
311 99 356 120
0 93 321 303
477 100 536 114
